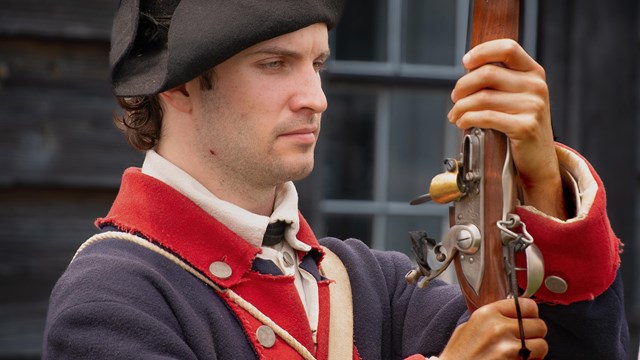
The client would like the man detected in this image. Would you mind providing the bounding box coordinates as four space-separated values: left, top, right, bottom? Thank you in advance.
42 0 628 359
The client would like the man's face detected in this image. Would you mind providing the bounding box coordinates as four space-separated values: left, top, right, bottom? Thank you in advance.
191 23 329 189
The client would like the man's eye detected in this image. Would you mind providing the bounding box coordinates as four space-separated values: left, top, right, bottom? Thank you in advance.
313 61 326 73
263 61 284 69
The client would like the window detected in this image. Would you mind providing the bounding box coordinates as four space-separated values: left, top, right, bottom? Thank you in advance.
307 0 538 267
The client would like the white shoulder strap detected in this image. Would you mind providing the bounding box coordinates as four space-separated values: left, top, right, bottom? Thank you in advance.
75 231 317 360
320 246 354 360
77 233 355 359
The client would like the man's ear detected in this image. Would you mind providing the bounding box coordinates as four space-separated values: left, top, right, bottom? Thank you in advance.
159 84 192 113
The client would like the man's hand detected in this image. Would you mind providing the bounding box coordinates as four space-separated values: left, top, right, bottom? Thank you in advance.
439 298 548 360
448 39 567 220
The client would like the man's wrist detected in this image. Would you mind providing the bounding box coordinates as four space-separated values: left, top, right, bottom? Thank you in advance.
520 173 567 220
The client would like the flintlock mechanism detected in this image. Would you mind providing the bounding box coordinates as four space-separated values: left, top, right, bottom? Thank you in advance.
405 125 545 304
406 130 487 295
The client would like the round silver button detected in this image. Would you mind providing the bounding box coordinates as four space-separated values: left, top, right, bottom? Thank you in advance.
209 261 232 279
544 275 568 294
256 325 276 348
283 252 295 267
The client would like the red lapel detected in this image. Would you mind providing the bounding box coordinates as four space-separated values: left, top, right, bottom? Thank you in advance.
96 168 335 358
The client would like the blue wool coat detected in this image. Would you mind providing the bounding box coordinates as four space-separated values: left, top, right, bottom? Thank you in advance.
42 233 627 359
42 167 629 359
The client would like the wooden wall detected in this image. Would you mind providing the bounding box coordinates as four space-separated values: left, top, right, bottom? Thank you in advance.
0 1 142 358
538 1 639 356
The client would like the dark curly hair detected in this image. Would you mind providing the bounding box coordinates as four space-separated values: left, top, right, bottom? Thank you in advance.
113 11 216 151
114 71 215 151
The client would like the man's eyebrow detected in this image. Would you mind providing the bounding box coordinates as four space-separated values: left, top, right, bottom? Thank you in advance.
248 46 331 60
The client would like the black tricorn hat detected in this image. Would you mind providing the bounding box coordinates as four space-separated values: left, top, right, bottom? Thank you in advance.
110 0 345 96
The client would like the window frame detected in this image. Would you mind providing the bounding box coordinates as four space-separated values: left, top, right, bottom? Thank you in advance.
315 0 539 256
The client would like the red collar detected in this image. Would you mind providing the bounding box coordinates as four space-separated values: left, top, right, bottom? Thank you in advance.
96 168 322 288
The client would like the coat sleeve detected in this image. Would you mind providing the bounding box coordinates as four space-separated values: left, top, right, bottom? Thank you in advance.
43 300 199 359
321 237 468 359
42 240 212 360
320 144 629 360
321 238 628 359
514 144 623 305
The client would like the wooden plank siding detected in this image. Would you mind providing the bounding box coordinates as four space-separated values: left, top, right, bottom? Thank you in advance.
0 188 119 357
0 37 142 186
538 1 640 356
0 82 142 186
0 0 116 40
0 0 138 357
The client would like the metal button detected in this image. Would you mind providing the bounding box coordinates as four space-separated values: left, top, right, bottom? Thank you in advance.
544 275 568 294
209 261 232 279
283 251 295 267
256 325 276 348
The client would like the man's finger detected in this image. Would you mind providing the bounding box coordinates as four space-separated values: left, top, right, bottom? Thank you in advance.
490 298 540 319
451 64 530 102
462 39 541 73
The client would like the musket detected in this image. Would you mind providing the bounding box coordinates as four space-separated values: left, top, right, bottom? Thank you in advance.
406 0 544 313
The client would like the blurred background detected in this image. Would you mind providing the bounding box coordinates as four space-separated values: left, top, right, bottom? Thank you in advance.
0 0 638 358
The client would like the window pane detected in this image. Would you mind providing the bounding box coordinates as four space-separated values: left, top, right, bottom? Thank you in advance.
333 0 388 62
320 91 376 200
323 214 373 247
388 89 450 202
403 0 458 65
385 215 443 256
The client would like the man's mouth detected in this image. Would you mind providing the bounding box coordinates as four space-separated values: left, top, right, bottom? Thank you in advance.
279 126 318 144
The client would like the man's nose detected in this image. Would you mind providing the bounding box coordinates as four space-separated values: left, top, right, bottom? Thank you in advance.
289 66 328 114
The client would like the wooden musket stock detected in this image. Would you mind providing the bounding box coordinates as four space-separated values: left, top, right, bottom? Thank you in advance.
454 0 522 312
405 0 526 313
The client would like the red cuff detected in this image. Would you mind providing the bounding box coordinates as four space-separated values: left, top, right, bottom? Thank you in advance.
515 144 621 305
